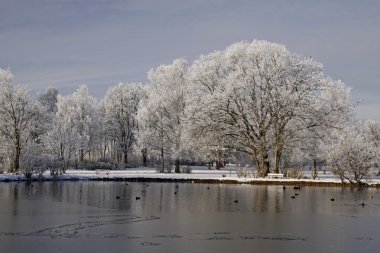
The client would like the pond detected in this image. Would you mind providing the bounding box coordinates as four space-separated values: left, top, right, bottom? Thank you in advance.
0 182 379 253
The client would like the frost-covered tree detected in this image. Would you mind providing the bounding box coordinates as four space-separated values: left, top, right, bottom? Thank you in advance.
137 59 188 173
70 85 98 162
45 94 77 173
323 120 377 184
38 86 58 113
275 78 352 177
367 120 380 153
367 120 380 174
186 40 351 176
185 51 231 169
102 83 145 165
0 69 43 173
46 85 98 171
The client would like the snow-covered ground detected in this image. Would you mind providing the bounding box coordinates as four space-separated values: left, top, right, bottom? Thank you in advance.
1 166 380 186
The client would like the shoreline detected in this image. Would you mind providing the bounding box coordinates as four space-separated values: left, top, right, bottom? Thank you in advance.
1 168 379 188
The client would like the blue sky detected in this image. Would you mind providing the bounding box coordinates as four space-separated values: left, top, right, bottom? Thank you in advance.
1 0 379 119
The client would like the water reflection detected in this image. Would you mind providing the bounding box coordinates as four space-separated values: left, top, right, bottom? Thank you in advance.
0 182 379 253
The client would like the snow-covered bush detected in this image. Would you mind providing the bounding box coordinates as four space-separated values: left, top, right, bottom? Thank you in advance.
323 121 377 184
19 154 55 180
77 160 115 171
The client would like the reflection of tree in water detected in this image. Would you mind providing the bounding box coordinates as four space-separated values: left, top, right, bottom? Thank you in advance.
51 181 64 202
274 190 281 213
252 186 268 212
11 184 19 216
251 186 285 213
260 186 269 212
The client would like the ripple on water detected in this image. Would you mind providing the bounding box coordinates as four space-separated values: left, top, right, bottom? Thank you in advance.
0 215 160 239
140 242 161 246
355 236 375 241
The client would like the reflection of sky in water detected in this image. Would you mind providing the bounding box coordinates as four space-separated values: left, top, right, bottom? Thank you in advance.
0 182 379 253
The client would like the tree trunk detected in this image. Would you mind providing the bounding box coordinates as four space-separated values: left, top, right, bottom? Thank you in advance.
251 149 260 176
216 160 220 170
119 152 123 164
14 148 20 173
124 151 128 165
274 145 282 174
264 160 270 176
216 150 222 170
103 142 107 160
312 159 317 179
160 146 165 173
60 143 63 159
80 149 84 162
142 148 147 166
13 136 21 173
175 158 180 173
261 152 270 177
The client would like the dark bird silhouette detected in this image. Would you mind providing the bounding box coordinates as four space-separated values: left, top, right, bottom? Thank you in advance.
207 187 210 190
283 186 286 190
294 186 301 190
291 196 296 199
116 196 121 199
331 198 335 201
295 193 299 196
361 202 365 207
174 192 177 195
136 196 141 200
234 200 238 203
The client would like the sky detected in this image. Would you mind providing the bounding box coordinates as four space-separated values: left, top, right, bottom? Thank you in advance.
0 0 379 119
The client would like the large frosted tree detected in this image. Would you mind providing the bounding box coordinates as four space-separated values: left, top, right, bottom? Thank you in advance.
186 40 351 176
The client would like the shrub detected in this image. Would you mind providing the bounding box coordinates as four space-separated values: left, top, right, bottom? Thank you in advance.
287 167 304 179
180 165 192 174
164 163 172 173
20 154 56 180
78 160 115 171
236 166 253 178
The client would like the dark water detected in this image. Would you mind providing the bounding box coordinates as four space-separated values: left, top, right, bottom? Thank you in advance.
0 182 379 253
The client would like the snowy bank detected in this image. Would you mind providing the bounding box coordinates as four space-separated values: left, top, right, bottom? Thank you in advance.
1 167 380 187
